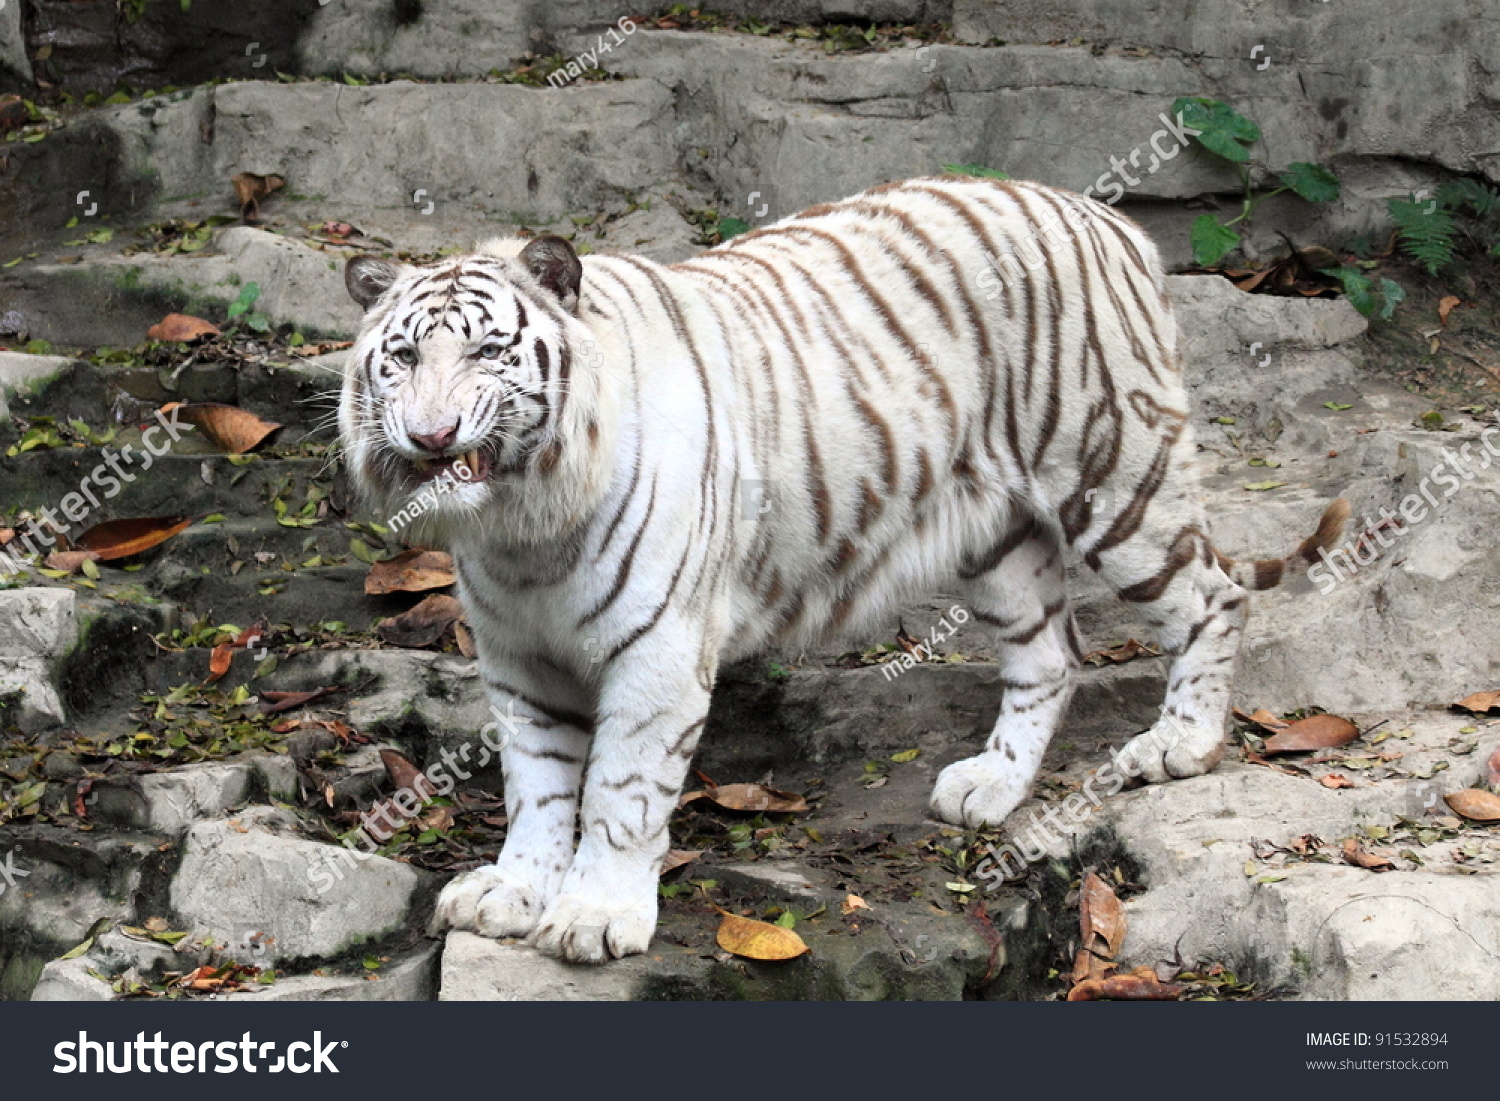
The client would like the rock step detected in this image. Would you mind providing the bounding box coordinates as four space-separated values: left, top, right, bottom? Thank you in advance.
8 11 1491 266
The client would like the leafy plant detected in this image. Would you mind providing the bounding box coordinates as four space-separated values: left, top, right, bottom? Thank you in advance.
944 163 1010 180
1173 96 1341 267
1321 266 1406 321
225 281 270 333
1388 179 1500 275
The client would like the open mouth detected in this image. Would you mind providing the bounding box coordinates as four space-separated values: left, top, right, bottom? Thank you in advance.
413 449 492 485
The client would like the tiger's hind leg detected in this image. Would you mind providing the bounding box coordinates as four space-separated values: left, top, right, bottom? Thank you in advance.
1086 501 1247 784
930 519 1082 828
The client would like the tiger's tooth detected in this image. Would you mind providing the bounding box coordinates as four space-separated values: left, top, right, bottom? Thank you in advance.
414 457 432 473
462 450 480 477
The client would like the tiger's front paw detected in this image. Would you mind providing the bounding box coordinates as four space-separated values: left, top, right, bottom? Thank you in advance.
929 753 1031 829
429 863 550 939
532 878 657 963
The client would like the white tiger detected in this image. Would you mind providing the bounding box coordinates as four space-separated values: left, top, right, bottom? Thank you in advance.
338 175 1347 963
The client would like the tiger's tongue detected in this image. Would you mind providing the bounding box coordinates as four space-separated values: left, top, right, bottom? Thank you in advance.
415 450 489 483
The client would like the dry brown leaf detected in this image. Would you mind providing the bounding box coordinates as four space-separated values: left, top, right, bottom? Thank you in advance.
1485 746 1500 790
206 643 234 683
1071 870 1125 983
454 618 477 658
232 171 285 223
416 805 455 833
1444 788 1500 822
160 401 281 454
1068 967 1185 1001
379 747 438 801
1081 639 1159 666
43 549 100 574
0 95 27 135
73 516 193 561
365 549 456 595
1260 714 1359 755
376 593 463 648
715 912 810 961
259 686 344 714
1234 707 1291 733
1453 691 1500 714
1437 295 1462 326
1318 773 1355 789
660 849 703 875
841 893 871 915
1341 837 1394 871
146 313 220 343
678 781 809 814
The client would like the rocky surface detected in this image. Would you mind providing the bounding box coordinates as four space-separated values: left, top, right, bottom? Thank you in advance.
1 0 1498 1002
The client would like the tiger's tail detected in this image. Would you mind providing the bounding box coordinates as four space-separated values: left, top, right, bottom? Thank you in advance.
1214 497 1351 591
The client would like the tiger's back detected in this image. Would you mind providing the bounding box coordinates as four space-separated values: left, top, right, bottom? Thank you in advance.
581 176 1194 660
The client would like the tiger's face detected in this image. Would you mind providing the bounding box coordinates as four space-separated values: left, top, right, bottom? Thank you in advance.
338 236 585 536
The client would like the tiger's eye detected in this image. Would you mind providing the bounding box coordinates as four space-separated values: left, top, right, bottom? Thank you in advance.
393 347 417 367
479 343 504 360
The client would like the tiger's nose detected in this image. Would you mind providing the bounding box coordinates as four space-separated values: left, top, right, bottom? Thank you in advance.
409 424 460 453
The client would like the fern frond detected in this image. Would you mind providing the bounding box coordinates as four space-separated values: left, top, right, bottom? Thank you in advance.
1437 178 1500 218
1388 195 1455 275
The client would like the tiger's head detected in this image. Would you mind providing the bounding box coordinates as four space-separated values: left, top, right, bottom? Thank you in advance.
339 235 616 545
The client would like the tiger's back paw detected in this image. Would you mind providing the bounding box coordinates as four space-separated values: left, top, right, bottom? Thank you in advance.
1117 720 1225 785
429 864 547 939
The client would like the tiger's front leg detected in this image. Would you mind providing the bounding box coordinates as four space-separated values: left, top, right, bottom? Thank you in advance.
532 647 714 963
430 666 591 940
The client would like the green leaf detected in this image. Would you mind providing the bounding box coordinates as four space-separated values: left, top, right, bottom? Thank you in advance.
1244 480 1285 491
774 911 797 928
717 216 750 241
58 917 113 960
1190 215 1240 267
1377 278 1405 321
943 163 1010 179
890 748 920 763
1171 96 1260 163
1278 162 1340 203
1322 402 1353 411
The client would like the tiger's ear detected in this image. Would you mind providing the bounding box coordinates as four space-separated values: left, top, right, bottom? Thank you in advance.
345 256 405 311
519 235 583 313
